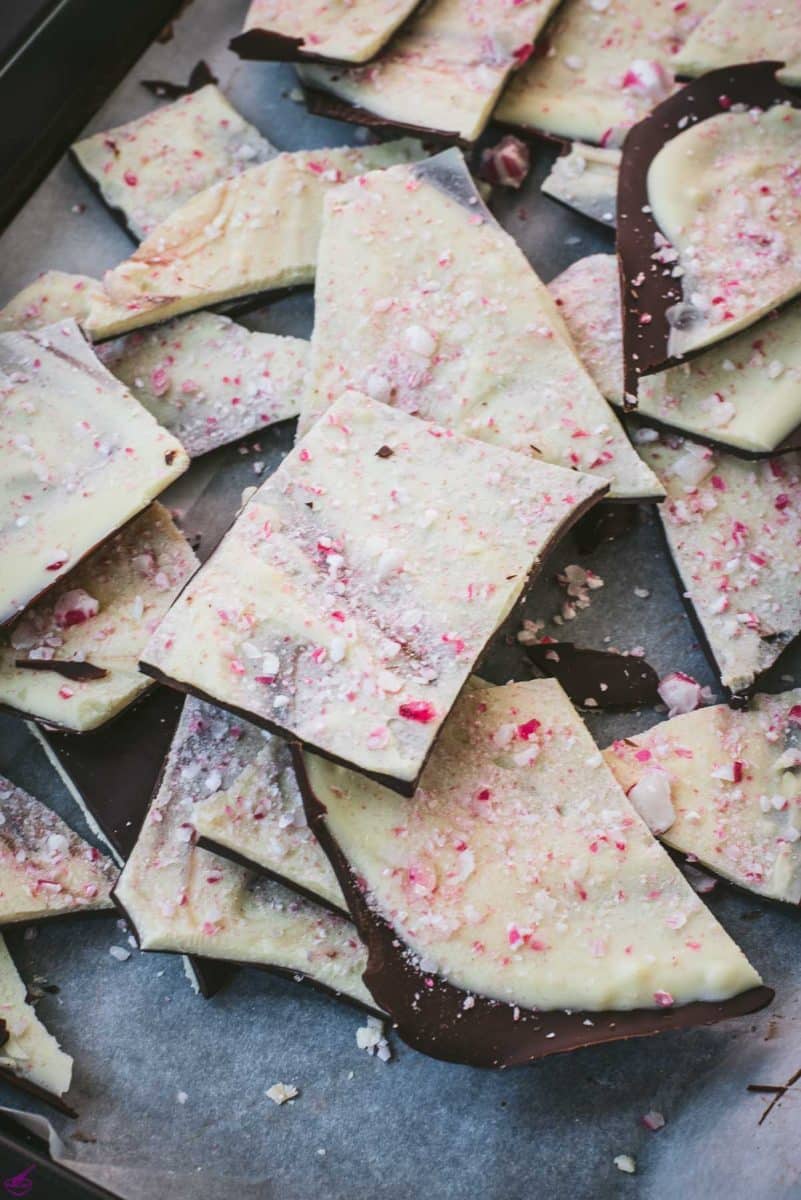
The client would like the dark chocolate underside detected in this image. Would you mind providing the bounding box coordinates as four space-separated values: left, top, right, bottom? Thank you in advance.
294 747 773 1068
302 87 466 147
622 408 801 461
618 61 801 389
140 59 216 98
524 642 660 708
14 660 108 682
37 687 234 1000
194 834 350 919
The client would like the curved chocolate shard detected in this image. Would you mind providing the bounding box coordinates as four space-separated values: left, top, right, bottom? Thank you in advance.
294 746 773 1068
141 60 218 99
619 61 801 388
14 661 108 683
524 642 660 709
572 502 639 554
302 87 464 147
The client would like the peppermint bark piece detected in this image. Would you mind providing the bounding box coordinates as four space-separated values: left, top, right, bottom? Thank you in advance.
619 64 801 376
99 313 308 457
113 696 376 1012
301 152 660 500
638 438 801 693
232 0 422 65
550 253 801 455
495 0 716 146
0 504 198 732
541 144 620 228
0 319 189 626
298 0 562 144
0 775 116 924
85 140 425 341
296 678 768 1067
141 392 607 795
0 936 73 1107
604 690 801 904
72 85 276 241
194 747 346 916
0 272 104 334
674 0 801 88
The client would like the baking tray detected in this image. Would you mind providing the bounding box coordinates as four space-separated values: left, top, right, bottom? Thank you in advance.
0 3 800 1198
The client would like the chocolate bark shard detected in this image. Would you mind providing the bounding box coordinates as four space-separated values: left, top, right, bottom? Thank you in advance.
541 143 620 228
297 678 767 1067
0 320 189 628
0 935 73 1104
141 61 218 100
0 273 105 335
193 752 346 916
99 313 308 458
604 690 801 904
84 140 425 341
0 775 116 924
495 0 717 146
113 695 377 1012
524 642 660 708
297 0 563 144
140 391 607 795
0 504 199 733
72 85 276 241
300 150 661 500
550 253 801 456
618 62 801 379
638 437 801 694
673 1 801 88
231 0 422 65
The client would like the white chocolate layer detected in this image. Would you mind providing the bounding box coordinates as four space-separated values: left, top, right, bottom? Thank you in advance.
114 697 373 1008
73 85 276 240
0 319 189 626
100 313 308 457
638 438 801 692
298 0 561 143
604 690 801 904
301 152 660 499
0 936 72 1098
673 0 801 88
541 144 620 228
550 253 801 454
0 775 116 923
495 0 716 146
304 678 761 1011
0 272 104 334
85 141 425 340
0 504 198 732
142 392 606 788
648 106 801 359
241 0 421 63
194 745 345 913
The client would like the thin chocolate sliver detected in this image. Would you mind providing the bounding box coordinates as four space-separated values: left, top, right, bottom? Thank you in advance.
618 62 801 390
525 642 660 708
140 60 218 99
14 660 108 683
303 87 463 147
294 748 772 1068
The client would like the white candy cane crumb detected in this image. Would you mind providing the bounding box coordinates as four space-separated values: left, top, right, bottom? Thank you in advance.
109 946 131 962
356 1016 392 1061
177 1091 188 1105
614 1154 636 1174
266 1083 299 1105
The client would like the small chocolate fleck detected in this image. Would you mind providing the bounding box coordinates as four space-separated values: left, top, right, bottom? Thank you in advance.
165 450 178 466
376 445 394 459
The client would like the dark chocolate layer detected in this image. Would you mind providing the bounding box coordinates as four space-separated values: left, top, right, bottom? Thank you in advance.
303 87 465 147
14 660 108 683
140 59 217 99
524 642 660 708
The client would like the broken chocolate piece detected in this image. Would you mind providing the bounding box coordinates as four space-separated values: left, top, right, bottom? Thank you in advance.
550 253 801 456
140 60 218 100
297 678 769 1066
0 321 189 627
0 272 104 335
298 0 562 144
495 0 717 145
231 0 422 65
541 143 620 228
674 1 801 88
113 696 378 1012
72 85 275 240
0 504 198 732
524 642 660 708
0 775 116 924
618 62 801 380
85 140 425 341
140 391 607 796
99 313 308 458
300 150 661 500
637 436 801 694
604 689 801 904
0 935 73 1109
